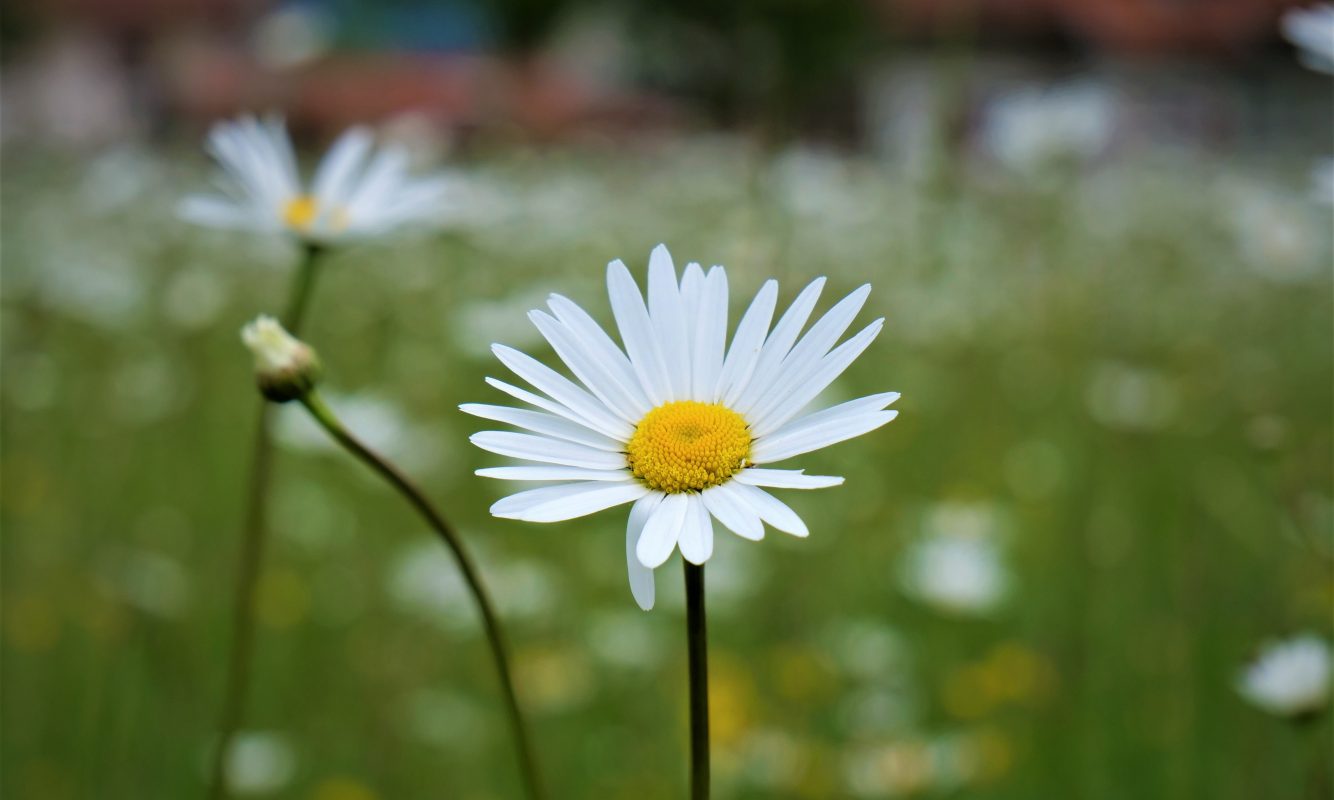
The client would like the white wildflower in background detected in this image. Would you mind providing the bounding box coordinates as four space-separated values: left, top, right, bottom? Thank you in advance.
221 731 296 795
900 534 1007 616
1237 634 1332 718
1224 185 1323 283
466 244 899 609
1282 4 1334 74
251 6 333 71
984 81 1114 173
180 115 464 242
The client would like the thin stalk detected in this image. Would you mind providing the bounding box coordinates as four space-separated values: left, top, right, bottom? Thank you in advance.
684 561 710 799
207 243 325 800
298 390 545 800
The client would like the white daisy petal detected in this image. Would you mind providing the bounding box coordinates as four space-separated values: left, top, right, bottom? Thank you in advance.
749 318 885 437
716 280 778 403
547 294 652 414
691 267 729 401
730 482 810 538
528 310 645 423
476 466 632 482
743 284 871 421
730 277 826 410
751 410 898 464
491 481 648 522
492 344 634 440
756 391 900 445
262 114 301 196
792 391 900 425
646 244 691 399
470 431 627 470
680 262 706 325
607 260 674 405
636 493 689 568
342 146 409 213
677 494 715 564
626 493 665 610
735 469 844 489
459 403 623 451
311 127 374 208
700 482 765 541
178 195 263 230
482 377 615 437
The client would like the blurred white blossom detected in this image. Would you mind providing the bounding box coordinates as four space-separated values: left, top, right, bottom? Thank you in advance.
901 535 1007 615
223 731 296 795
984 82 1115 172
1282 4 1334 74
1226 183 1324 282
901 507 1008 616
1238 634 1332 718
181 116 469 243
251 5 333 71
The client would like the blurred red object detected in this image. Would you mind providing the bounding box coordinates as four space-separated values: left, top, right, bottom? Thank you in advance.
873 0 1304 52
34 0 255 34
1053 0 1302 53
162 40 679 142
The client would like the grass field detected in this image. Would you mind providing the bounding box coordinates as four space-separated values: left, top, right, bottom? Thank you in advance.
3 138 1331 798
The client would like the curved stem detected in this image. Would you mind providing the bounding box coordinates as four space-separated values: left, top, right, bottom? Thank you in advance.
299 391 545 800
207 243 325 800
684 562 710 799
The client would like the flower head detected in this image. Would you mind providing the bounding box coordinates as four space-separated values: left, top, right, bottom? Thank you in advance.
180 114 462 243
241 315 321 402
1282 4 1334 74
464 245 899 609
1237 634 1332 719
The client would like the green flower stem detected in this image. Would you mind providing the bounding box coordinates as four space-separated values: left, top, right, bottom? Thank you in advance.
684 561 710 799
298 390 545 800
207 242 325 800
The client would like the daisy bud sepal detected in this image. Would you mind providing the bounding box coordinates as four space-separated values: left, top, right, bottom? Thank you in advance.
240 315 322 403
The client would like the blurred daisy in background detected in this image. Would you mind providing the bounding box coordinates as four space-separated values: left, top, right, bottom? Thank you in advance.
179 115 464 243
465 244 899 609
220 730 296 795
900 504 1009 616
1281 4 1334 74
1237 634 1332 719
900 533 1008 616
983 81 1115 173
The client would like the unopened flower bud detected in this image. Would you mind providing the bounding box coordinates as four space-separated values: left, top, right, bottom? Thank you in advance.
240 315 321 402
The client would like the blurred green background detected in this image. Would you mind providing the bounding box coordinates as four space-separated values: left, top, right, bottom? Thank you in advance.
2 0 1332 798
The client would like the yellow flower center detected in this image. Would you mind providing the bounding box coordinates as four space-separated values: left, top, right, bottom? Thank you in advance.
282 194 319 231
626 401 751 493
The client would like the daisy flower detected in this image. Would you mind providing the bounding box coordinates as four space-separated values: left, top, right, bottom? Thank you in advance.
1237 634 1332 718
464 245 899 609
179 114 459 242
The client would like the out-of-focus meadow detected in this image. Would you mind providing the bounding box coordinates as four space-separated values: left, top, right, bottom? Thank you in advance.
2 1 1332 798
